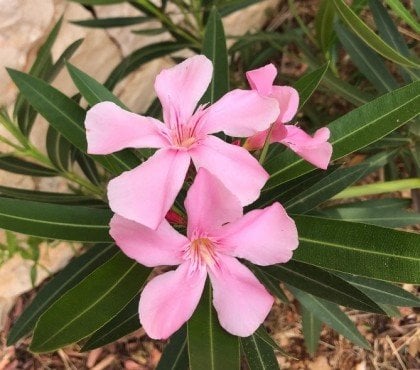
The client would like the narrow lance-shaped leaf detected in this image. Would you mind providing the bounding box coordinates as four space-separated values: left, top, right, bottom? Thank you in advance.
74 150 102 186
0 185 104 206
71 16 150 28
46 126 71 171
317 200 420 228
265 80 420 188
315 0 336 55
294 62 329 109
187 281 240 370
334 271 420 307
201 7 229 104
289 286 370 349
82 293 141 351
67 63 127 109
0 197 112 242
335 23 398 94
0 156 57 177
7 243 119 345
14 18 63 135
384 0 420 33
333 0 420 68
262 260 385 313
369 0 419 81
241 331 280 370
156 326 189 370
7 69 140 174
292 215 420 283
283 150 396 214
105 42 188 90
301 305 322 356
30 252 151 353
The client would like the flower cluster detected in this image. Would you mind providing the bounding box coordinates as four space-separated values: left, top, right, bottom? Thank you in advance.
85 55 332 339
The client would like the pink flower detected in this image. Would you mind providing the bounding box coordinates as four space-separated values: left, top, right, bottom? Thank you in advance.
245 64 332 169
85 56 280 229
110 168 298 339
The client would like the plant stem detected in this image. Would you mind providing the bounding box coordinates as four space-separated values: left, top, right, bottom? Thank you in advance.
259 124 274 165
332 178 420 199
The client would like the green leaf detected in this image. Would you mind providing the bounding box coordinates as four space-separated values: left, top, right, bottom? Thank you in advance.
292 215 420 283
290 287 370 349
315 0 336 55
67 63 127 108
369 0 419 82
219 0 261 16
74 151 102 186
14 18 63 135
7 69 139 174
131 28 167 35
188 281 240 370
262 261 384 313
0 185 104 206
105 42 188 90
69 0 125 4
201 8 229 104
301 305 322 356
47 39 84 83
335 23 398 93
241 332 280 370
7 243 118 345
46 126 71 171
30 252 150 353
384 0 420 33
71 16 150 28
285 151 395 213
294 62 329 109
253 267 289 302
0 197 112 242
156 326 189 370
333 0 420 68
284 165 367 214
317 199 420 228
82 293 141 350
0 156 56 177
335 272 420 307
369 0 412 57
265 80 420 188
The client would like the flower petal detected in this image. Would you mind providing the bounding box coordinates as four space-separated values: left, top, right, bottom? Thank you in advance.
185 168 242 237
139 262 206 339
189 136 268 206
108 149 190 229
216 203 298 265
244 123 287 151
271 86 299 123
85 102 168 154
154 55 213 127
201 89 279 137
208 256 273 337
246 64 277 96
110 214 187 267
281 126 332 169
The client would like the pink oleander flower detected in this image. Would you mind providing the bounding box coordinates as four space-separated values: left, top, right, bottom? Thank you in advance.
110 168 298 339
244 64 333 170
85 55 280 229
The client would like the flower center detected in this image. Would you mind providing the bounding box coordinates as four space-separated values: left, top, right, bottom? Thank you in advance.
184 236 218 270
166 106 207 149
170 126 197 148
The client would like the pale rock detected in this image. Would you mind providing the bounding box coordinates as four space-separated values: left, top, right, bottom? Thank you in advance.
0 0 55 107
